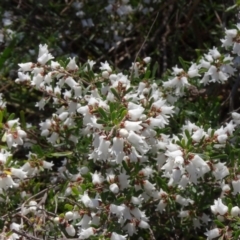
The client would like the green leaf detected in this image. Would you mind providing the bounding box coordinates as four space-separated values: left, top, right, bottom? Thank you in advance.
71 186 79 196
101 191 109 202
119 108 127 119
144 69 151 79
97 107 108 120
122 161 130 174
7 113 15 121
64 203 73 211
0 39 15 70
20 110 26 129
214 219 225 228
152 62 159 78
0 111 3 125
228 203 233 214
209 154 227 159
124 87 133 95
178 56 187 71
226 4 237 12
184 129 191 140
96 119 106 124
110 88 121 101
50 151 73 157
31 145 45 157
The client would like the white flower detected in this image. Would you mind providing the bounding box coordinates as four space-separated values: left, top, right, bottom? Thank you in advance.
187 63 200 78
175 195 192 206
65 211 74 220
65 224 76 237
232 179 240 195
231 206 240 217
67 57 78 70
156 199 167 213
18 62 33 72
80 191 91 207
112 137 124 156
100 61 112 72
212 162 229 180
128 107 144 121
210 198 228 215
178 210 189 218
78 227 95 239
37 44 54 65
163 74 189 96
111 232 127 240
91 171 104 185
232 112 240 125
96 136 111 160
42 161 54 170
109 183 119 194
127 131 149 154
205 228 221 240
65 76 78 88
124 121 143 132
143 180 155 193
77 214 91 228
110 204 125 216
138 220 149 229
209 47 221 59
11 168 27 179
143 57 151 64
84 60 96 71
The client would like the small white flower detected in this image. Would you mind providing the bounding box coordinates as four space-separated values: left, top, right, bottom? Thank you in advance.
65 224 76 237
231 206 240 217
232 179 240 195
37 45 54 65
100 61 112 72
109 183 119 194
18 62 33 72
111 232 127 240
78 227 95 239
205 228 221 240
67 57 78 70
210 198 228 215
143 57 151 64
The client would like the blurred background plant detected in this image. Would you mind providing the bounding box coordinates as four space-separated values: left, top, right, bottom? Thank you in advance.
0 0 237 122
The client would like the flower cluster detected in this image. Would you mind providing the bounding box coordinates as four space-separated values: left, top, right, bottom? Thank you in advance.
2 21 240 240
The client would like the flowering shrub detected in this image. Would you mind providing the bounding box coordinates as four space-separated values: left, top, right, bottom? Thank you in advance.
2 20 240 240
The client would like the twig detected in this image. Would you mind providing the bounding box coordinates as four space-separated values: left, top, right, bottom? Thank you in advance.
12 229 42 240
130 11 160 79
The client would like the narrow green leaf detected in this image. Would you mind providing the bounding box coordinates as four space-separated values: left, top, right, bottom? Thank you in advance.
110 88 121 101
7 113 15 121
152 62 159 78
96 119 106 124
122 161 130 174
0 111 3 124
97 107 108 120
184 129 191 140
214 219 225 228
228 203 233 214
226 4 237 12
50 151 73 157
144 69 151 79
0 39 15 70
124 87 133 95
178 56 187 71
20 110 26 129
